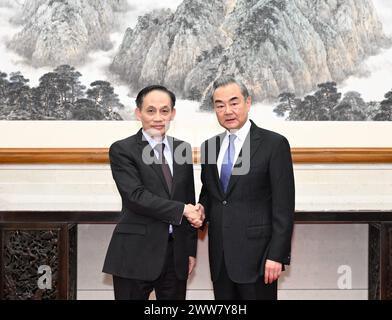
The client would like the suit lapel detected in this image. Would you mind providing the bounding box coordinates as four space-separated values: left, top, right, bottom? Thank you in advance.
137 129 171 196
211 133 225 198
225 121 263 196
169 137 181 199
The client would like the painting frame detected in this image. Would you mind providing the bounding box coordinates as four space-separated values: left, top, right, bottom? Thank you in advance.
0 120 391 164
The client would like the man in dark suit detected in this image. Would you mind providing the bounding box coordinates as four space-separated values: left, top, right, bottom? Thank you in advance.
198 77 295 300
103 85 203 300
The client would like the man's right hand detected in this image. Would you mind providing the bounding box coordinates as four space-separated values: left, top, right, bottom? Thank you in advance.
184 204 204 228
195 203 205 223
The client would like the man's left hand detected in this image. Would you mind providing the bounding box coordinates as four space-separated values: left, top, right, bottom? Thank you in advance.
264 259 282 284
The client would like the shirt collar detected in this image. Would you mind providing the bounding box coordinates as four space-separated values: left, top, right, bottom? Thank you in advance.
142 129 170 151
225 119 251 142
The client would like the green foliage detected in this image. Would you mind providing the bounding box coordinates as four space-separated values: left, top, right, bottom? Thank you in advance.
237 0 286 48
273 82 390 121
374 90 392 121
0 65 124 120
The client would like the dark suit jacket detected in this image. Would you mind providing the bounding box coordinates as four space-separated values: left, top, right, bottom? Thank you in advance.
199 120 295 284
103 129 197 281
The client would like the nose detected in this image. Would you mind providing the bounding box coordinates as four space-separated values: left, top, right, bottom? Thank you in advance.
153 113 163 122
224 104 233 115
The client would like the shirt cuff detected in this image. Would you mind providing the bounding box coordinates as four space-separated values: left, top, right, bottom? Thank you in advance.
180 204 185 224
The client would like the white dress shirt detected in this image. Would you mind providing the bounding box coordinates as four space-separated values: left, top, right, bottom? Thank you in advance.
142 130 173 174
142 130 178 232
217 119 252 177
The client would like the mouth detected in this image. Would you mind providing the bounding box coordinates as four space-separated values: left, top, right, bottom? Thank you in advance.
225 118 236 123
152 125 165 130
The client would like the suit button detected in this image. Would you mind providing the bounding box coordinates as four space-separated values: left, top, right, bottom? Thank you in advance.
222 200 227 205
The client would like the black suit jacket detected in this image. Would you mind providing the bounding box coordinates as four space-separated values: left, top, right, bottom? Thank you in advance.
103 129 197 281
199 120 295 284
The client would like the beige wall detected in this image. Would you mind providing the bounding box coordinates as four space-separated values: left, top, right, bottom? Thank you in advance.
0 120 391 148
1 164 391 299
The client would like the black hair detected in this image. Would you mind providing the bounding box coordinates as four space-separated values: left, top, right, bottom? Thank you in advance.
211 76 249 103
135 85 176 109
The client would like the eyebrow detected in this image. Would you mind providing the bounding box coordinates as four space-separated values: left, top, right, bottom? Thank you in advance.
146 106 170 109
214 96 240 104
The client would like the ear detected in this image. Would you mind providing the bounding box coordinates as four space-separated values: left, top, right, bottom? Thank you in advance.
170 107 176 120
135 107 142 121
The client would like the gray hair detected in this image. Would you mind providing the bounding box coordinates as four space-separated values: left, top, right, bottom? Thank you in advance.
211 76 249 102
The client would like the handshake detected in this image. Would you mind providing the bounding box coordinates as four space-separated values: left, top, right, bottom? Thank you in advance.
184 203 205 228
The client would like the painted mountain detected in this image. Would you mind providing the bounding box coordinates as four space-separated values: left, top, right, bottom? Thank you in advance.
8 0 128 67
1 0 391 120
111 0 390 105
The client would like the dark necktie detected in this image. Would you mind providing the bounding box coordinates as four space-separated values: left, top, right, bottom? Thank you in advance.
155 143 172 194
156 143 174 236
220 134 236 193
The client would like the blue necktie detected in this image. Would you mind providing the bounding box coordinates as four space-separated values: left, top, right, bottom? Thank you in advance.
220 134 236 193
